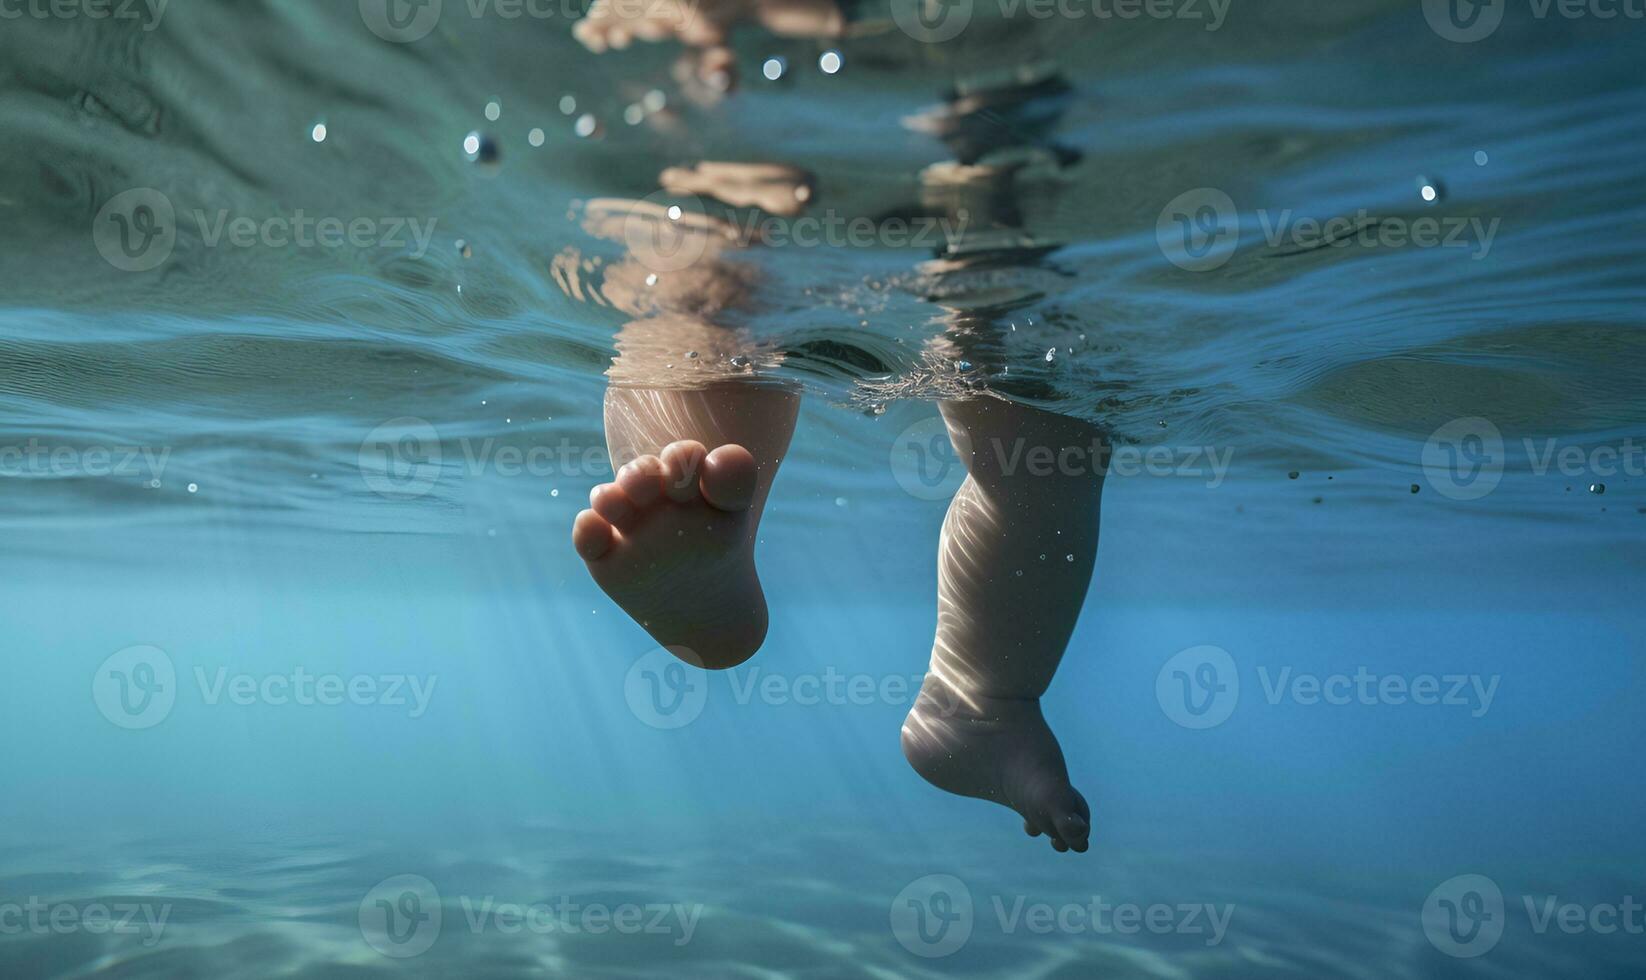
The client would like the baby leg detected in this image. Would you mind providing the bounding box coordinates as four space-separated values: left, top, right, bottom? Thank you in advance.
901 397 1105 852
573 321 799 670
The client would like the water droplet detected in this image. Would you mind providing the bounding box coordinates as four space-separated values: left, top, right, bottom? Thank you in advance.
1474 150 1489 166
686 350 699 359
623 104 645 126
559 95 577 115
819 50 843 74
666 205 682 220
187 483 199 494
1410 484 1421 494
762 57 787 81
551 488 560 497
834 497 847 507
1417 176 1445 204
528 127 545 147
1044 348 1056 364
1039 554 1047 561
643 89 666 112
730 355 752 369
1288 471 1300 480
149 479 161 489
956 359 974 371
485 100 501 121
1065 554 1074 562
310 122 327 143
463 131 499 165
1590 483 1606 495
1014 570 1023 577
645 273 658 286
574 114 602 139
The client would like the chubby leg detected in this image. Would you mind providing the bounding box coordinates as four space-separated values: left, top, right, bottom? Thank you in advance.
902 397 1104 853
573 366 799 670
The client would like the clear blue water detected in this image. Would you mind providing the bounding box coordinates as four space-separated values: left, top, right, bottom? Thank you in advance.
2 1 1645 977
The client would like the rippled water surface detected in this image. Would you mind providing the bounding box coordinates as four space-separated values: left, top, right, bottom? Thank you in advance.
2 0 1644 977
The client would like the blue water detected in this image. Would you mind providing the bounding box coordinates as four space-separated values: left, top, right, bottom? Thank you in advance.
3 1 1645 976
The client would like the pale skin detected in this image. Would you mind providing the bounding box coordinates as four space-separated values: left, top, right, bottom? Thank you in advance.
569 13 1100 853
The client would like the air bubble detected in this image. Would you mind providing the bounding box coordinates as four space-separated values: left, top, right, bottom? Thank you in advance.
1590 483 1606 495
485 100 501 121
574 114 602 139
819 50 843 74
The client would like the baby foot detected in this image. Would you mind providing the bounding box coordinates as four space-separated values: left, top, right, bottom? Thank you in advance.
660 162 816 217
902 673 1091 853
573 0 845 53
573 0 731 52
573 439 769 669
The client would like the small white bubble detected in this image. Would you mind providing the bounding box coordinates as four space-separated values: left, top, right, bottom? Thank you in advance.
528 127 545 147
149 479 161 489
559 95 577 115
819 50 843 75
310 122 327 143
574 114 600 139
485 100 502 121
1045 348 1057 363
643 89 666 112
1420 184 1438 203
645 273 658 286
463 133 481 156
667 205 682 220
551 488 560 497
834 497 847 507
624 104 645 126
1065 554 1074 562
762 57 786 81
1474 150 1489 166
187 483 198 494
